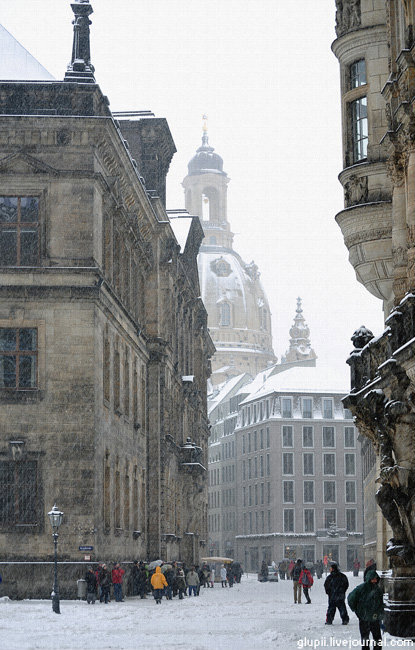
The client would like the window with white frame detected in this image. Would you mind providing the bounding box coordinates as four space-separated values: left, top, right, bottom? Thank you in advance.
324 509 336 528
304 509 315 533
323 399 333 419
346 509 356 531
282 452 294 475
346 481 356 503
282 397 292 418
302 398 313 419
283 508 294 533
351 96 368 162
324 481 336 503
323 453 336 475
282 425 293 447
303 480 314 503
323 427 335 447
303 426 313 447
345 453 356 475
303 453 314 475
344 408 353 420
344 427 355 447
283 480 294 503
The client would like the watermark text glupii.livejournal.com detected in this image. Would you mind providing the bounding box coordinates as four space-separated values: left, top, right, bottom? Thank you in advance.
297 637 414 649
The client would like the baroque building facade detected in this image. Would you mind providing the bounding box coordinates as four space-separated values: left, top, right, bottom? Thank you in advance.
182 122 276 386
332 0 415 637
0 2 214 598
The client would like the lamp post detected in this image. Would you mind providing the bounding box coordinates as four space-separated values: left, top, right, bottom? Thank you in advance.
48 504 64 614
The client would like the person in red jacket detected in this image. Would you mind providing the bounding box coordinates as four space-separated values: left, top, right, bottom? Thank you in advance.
111 563 125 602
299 566 314 604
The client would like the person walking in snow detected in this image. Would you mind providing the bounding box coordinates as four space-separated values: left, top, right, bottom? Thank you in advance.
324 562 349 625
348 569 384 647
210 567 215 587
111 562 125 602
175 568 187 599
150 566 167 604
299 565 313 604
186 566 200 596
260 560 268 582
220 564 227 587
99 564 111 604
291 559 303 603
85 566 97 604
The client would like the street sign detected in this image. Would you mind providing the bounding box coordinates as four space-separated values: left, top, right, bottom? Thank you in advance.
79 546 94 551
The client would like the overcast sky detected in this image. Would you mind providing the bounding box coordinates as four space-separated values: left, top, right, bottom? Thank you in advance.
1 0 385 387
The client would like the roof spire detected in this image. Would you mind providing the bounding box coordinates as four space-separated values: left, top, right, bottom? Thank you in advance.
281 297 317 364
64 0 96 83
202 113 209 146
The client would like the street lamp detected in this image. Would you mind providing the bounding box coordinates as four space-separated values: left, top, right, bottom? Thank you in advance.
48 504 64 614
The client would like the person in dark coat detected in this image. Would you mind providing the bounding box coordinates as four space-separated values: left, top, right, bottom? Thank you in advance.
324 562 349 625
291 559 303 604
260 560 268 582
175 568 186 599
85 566 97 604
137 562 148 598
130 560 140 596
226 564 234 588
99 564 111 604
363 558 377 580
348 569 384 647
316 560 324 579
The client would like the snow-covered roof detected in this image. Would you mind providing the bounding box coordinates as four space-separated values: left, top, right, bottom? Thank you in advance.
239 361 349 404
208 373 250 414
0 25 55 81
168 214 192 252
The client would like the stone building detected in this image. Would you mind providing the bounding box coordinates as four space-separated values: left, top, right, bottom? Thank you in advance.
0 1 214 598
332 0 415 637
182 120 276 385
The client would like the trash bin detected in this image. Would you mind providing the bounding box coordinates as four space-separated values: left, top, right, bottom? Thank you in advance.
77 578 87 600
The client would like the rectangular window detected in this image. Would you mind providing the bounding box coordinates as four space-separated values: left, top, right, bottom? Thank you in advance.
350 59 366 88
283 480 294 503
255 484 258 505
253 404 257 422
282 452 293 475
266 427 270 448
0 196 39 267
260 429 264 449
303 453 314 475
351 96 368 162
282 398 292 418
242 460 246 481
0 328 37 389
267 481 271 504
282 425 293 447
346 509 357 531
283 509 294 533
302 398 313 419
323 427 335 447
260 482 264 505
303 480 314 503
324 509 337 528
266 400 270 419
248 458 252 479
344 409 353 420
323 399 333 419
304 509 314 533
303 426 313 447
0 460 38 526
344 427 355 447
260 455 264 477
254 456 258 478
266 454 270 476
324 481 336 503
346 481 356 503
345 453 356 475
248 432 251 453
254 431 258 451
323 453 336 475
248 485 252 506
242 435 246 454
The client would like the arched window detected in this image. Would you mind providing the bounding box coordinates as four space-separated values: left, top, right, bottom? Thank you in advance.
220 302 231 327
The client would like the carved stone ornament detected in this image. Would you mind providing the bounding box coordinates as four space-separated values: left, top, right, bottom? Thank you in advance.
335 0 361 37
210 257 231 277
351 325 374 349
345 174 368 207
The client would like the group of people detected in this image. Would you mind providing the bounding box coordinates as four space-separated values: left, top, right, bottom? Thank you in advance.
276 558 326 580
84 560 242 605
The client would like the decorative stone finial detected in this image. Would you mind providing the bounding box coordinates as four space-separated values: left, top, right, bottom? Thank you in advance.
64 0 96 83
281 298 317 364
351 325 374 349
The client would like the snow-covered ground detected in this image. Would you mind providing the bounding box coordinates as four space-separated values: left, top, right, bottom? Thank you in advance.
0 572 413 650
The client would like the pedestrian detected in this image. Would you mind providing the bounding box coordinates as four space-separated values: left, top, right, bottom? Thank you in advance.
220 564 227 588
227 564 234 588
130 560 140 596
363 558 377 580
348 569 384 648
324 562 349 625
111 562 125 602
186 566 200 596
260 560 268 582
85 566 97 604
291 559 303 604
353 558 361 577
137 561 148 598
164 565 175 600
299 565 313 604
176 568 186 599
288 559 295 579
210 567 215 588
99 564 111 604
150 566 167 604
316 560 323 579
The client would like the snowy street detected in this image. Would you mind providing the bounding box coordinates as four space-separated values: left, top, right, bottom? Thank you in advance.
1 572 413 650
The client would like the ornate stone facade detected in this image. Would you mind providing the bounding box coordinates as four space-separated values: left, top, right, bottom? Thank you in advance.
0 2 214 598
333 0 415 638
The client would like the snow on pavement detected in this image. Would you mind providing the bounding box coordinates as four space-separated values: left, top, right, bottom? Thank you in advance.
0 572 412 650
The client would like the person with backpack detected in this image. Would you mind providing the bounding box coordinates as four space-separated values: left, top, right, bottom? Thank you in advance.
347 569 384 647
299 565 314 604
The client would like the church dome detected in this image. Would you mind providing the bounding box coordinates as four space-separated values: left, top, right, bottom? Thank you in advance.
187 132 226 176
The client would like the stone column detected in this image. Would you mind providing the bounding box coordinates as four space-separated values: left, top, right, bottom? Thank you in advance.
391 162 408 303
406 150 415 288
64 1 96 83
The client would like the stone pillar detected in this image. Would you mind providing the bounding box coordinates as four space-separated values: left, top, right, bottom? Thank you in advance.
392 175 408 303
64 1 96 83
406 150 415 288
